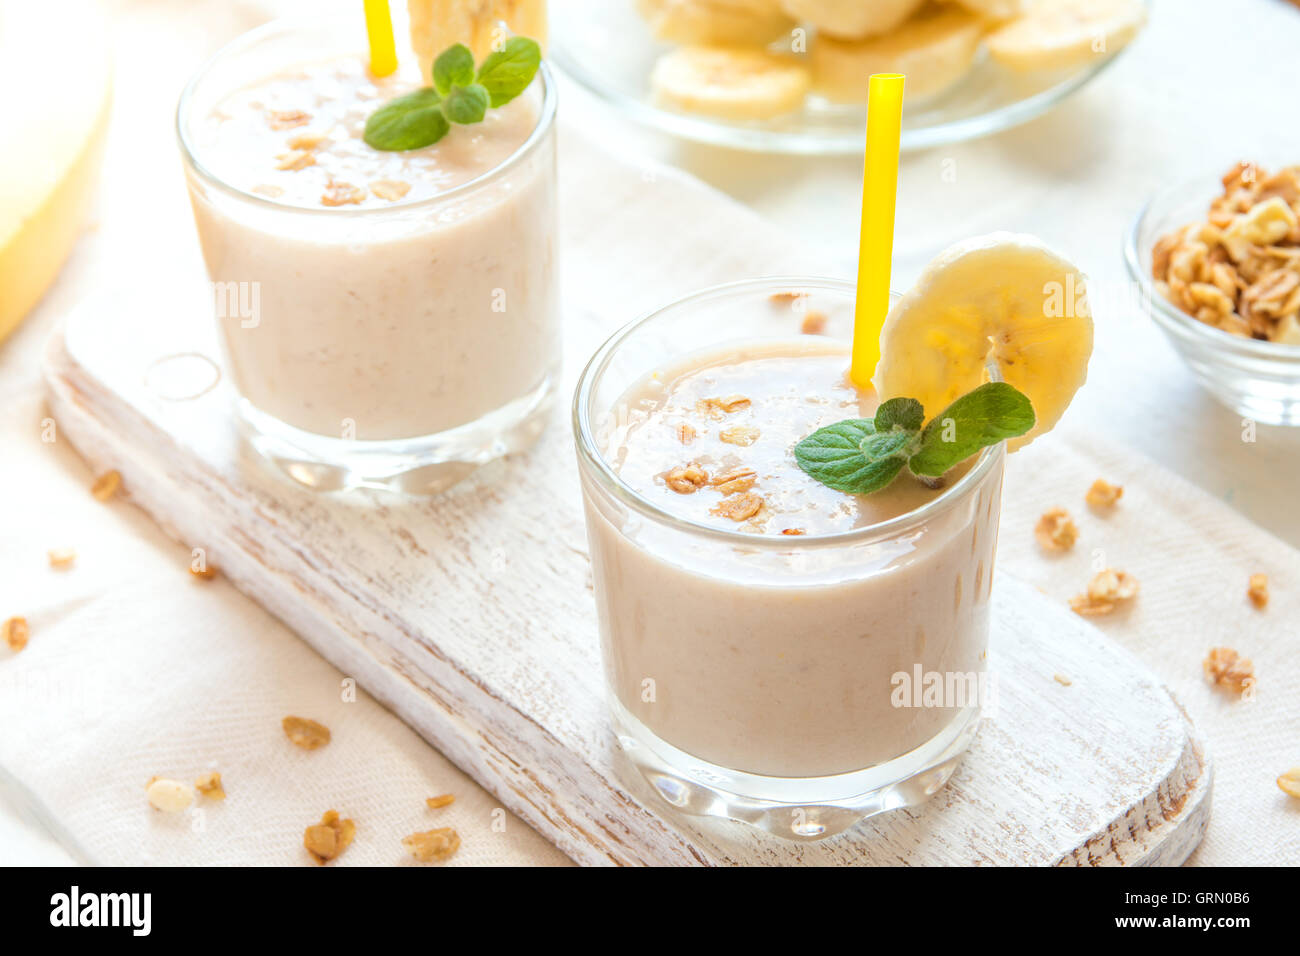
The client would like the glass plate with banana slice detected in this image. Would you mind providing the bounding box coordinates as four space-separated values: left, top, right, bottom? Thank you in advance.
550 0 1149 154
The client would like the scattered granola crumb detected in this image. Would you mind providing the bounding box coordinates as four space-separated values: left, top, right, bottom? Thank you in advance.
190 564 218 580
320 180 365 206
1203 646 1254 694
1034 508 1078 552
781 528 806 536
370 179 412 201
710 466 757 495
675 423 696 444
711 493 763 521
145 777 194 813
1053 673 1073 687
800 310 828 335
286 132 328 151
697 395 750 418
1069 568 1139 616
267 109 311 130
665 463 708 494
1277 768 1300 800
282 715 331 750
425 793 455 810
252 184 284 199
3 616 29 652
1085 478 1123 509
719 425 761 446
47 548 77 570
275 149 316 171
195 771 226 800
1248 573 1269 609
304 809 356 865
402 827 460 863
91 470 122 501
769 291 808 304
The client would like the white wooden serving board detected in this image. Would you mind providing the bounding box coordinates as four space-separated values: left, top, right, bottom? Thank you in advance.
42 127 1210 866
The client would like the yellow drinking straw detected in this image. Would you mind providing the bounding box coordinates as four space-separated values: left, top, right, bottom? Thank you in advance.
851 73 905 389
363 0 398 77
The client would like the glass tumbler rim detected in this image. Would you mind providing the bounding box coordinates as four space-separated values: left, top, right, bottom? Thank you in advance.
174 15 559 219
571 274 1006 552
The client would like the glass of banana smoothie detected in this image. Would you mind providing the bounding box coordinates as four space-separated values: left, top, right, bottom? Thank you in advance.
177 16 558 492
573 278 1007 840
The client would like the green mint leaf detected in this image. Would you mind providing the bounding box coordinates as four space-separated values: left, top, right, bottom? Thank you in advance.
433 43 475 96
794 419 908 495
906 382 1035 478
363 88 449 151
442 82 490 125
874 397 924 434
476 36 541 107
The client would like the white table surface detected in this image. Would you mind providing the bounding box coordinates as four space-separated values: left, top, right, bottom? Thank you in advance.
4 0 1298 864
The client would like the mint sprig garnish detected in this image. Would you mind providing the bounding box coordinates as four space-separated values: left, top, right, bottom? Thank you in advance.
364 36 541 151
794 382 1034 495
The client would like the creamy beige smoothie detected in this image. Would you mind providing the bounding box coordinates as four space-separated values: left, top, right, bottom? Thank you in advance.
584 341 1001 779
183 53 557 441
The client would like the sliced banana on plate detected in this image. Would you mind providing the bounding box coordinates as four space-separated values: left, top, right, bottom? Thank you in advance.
872 232 1093 451
636 0 796 47
778 0 926 39
651 46 812 120
812 4 985 102
942 0 1026 19
985 0 1147 72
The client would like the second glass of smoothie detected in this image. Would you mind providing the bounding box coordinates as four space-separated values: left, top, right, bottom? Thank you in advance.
574 278 1004 840
177 16 559 492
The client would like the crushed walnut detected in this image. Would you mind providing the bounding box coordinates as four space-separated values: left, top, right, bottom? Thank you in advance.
3 616 29 652
275 149 316 171
425 794 455 810
781 528 806 536
1034 508 1078 552
1247 572 1269 609
800 310 828 335
1069 568 1139 616
320 180 365 207
1277 768 1300 800
665 463 708 494
711 493 763 521
696 395 751 419
1085 479 1123 509
304 809 356 865
1203 646 1254 694
91 469 122 501
675 423 696 445
1152 162 1300 344
719 425 761 447
195 771 226 800
47 548 77 569
711 466 757 496
370 179 412 202
282 715 332 750
267 109 311 130
402 827 460 863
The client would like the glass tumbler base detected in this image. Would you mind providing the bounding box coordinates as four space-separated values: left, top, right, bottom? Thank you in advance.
610 698 981 842
235 372 556 494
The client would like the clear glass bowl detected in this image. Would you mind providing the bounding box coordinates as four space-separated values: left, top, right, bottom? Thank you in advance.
551 0 1146 155
1124 172 1300 426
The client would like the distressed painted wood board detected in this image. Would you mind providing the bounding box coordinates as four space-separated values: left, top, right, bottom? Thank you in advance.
42 127 1211 866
